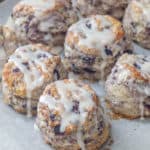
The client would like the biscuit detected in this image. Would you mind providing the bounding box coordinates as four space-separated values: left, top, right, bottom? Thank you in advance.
2 44 67 116
64 15 132 81
106 54 150 119
123 0 150 49
11 0 78 50
36 79 110 150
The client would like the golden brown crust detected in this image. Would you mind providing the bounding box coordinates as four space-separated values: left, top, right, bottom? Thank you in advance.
2 44 63 98
65 15 126 56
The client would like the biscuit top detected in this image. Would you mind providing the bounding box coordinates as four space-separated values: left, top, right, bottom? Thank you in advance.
13 0 67 17
3 44 60 97
130 0 150 22
111 54 150 96
9 45 51 90
65 15 124 56
40 79 98 133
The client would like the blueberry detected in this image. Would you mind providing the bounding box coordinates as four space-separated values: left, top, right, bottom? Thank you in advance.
133 63 141 69
83 68 96 74
22 62 30 70
11 13 13 18
13 67 20 73
85 20 92 29
32 106 37 110
98 121 104 135
123 49 133 54
24 24 29 33
72 64 81 74
131 22 136 28
50 114 55 121
104 46 113 56
82 56 95 64
84 138 92 144
54 125 64 135
72 100 80 114
54 69 60 80
37 53 47 58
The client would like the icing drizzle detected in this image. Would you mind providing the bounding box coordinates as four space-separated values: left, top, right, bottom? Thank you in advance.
9 45 52 116
40 80 96 149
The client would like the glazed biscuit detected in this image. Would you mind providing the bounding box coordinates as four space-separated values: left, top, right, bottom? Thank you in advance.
71 0 128 19
106 54 150 119
11 0 78 51
123 0 150 49
2 44 67 116
36 79 110 150
64 15 132 81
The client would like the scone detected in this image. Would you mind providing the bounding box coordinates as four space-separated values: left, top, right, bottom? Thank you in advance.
2 44 67 116
71 0 128 19
0 25 19 58
123 0 150 49
64 15 132 81
106 54 150 119
36 79 110 150
11 0 78 51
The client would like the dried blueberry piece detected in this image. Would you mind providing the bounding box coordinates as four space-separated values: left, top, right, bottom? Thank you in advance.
11 13 13 18
50 114 56 121
13 67 20 73
72 64 81 74
85 20 92 29
104 46 113 56
105 25 111 29
133 63 141 69
25 24 29 33
82 56 95 64
22 62 30 70
98 121 104 135
54 125 64 135
72 100 80 114
144 100 150 110
37 53 47 58
131 22 136 28
83 68 96 74
143 57 149 62
28 15 34 22
123 49 133 54
54 69 60 80
32 106 37 110
22 104 26 108
84 138 92 144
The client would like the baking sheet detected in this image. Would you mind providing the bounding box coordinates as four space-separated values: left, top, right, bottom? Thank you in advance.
0 0 150 150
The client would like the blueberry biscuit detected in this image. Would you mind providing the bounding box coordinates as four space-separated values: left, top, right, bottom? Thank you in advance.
64 15 132 81
71 0 128 19
2 44 67 116
11 0 78 52
36 79 110 150
106 54 150 119
123 0 150 49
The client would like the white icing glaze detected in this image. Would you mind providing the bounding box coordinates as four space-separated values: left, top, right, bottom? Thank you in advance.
133 0 150 22
116 64 131 83
9 45 52 116
40 80 96 149
19 0 55 16
67 15 115 57
40 80 95 132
